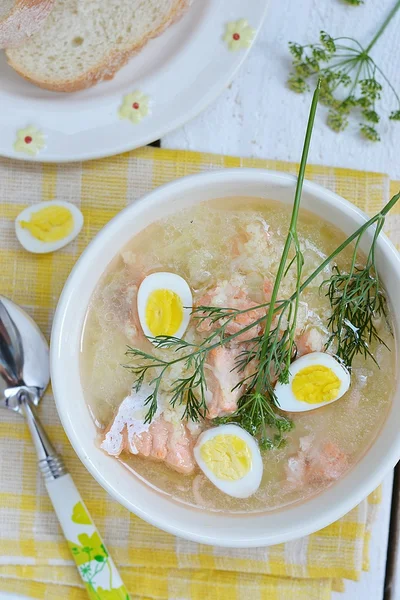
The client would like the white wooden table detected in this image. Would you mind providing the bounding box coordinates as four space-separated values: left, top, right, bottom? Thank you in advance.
163 1 400 599
2 1 399 599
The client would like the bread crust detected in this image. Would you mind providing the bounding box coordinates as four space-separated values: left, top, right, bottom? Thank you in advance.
6 0 191 92
0 0 55 48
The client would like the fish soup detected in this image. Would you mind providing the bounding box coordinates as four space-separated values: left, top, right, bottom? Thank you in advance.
80 198 395 512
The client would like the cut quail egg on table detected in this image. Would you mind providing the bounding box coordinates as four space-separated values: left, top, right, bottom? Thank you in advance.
194 424 263 498
15 200 83 254
275 352 351 412
137 272 193 342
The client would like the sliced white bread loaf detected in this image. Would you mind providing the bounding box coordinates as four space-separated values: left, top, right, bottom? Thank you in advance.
0 0 54 48
6 0 192 92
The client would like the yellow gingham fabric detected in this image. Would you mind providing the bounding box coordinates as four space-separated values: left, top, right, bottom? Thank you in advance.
0 147 398 600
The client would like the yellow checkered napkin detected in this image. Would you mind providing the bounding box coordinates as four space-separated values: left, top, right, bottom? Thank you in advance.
0 148 398 600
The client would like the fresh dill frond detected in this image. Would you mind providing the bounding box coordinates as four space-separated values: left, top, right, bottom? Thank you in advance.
122 84 321 448
324 264 388 367
288 1 400 140
191 303 268 344
125 343 208 423
213 392 294 450
121 85 400 450
322 215 391 367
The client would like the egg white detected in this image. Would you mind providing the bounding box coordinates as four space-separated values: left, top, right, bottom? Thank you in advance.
194 424 263 498
137 272 193 341
15 200 83 254
275 352 351 413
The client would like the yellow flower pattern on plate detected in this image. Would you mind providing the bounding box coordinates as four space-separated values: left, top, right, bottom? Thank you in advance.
14 126 45 156
224 19 255 51
118 91 150 124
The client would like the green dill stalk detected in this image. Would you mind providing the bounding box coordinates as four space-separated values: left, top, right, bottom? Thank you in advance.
297 191 400 294
364 1 400 53
215 83 321 448
254 81 320 396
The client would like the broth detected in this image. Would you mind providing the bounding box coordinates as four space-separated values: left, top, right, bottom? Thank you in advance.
80 198 395 512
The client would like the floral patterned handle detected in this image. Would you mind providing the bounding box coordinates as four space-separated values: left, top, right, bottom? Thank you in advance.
46 474 129 600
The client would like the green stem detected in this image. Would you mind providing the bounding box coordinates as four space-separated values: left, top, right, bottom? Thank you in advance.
86 581 101 600
297 191 400 295
107 558 113 590
347 58 365 96
365 0 400 53
91 560 107 581
322 58 357 71
255 81 320 393
374 62 400 106
335 37 365 52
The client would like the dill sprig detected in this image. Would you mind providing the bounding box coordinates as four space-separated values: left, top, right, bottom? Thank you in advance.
123 187 400 444
323 214 390 367
192 302 270 343
125 337 209 423
122 82 400 449
220 84 320 444
123 84 321 447
288 0 400 140
214 393 294 450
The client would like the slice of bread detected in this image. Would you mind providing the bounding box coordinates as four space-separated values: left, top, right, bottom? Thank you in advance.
0 0 55 48
6 0 192 92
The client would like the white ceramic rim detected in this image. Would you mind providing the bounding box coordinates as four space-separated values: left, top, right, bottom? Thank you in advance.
0 0 268 163
51 169 400 546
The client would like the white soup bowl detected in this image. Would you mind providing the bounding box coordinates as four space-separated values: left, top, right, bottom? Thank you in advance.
51 169 400 547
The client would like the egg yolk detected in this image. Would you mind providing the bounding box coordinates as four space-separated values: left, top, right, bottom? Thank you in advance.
20 206 74 242
145 289 183 336
200 434 252 481
292 365 341 404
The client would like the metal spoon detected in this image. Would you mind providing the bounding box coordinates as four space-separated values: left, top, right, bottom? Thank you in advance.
0 295 130 600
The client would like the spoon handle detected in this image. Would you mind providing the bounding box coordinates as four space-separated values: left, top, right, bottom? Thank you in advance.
21 395 130 600
46 474 129 600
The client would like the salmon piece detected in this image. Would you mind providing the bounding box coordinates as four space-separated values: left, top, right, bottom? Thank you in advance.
263 278 274 302
230 232 248 257
197 280 265 342
134 430 152 456
101 388 197 474
136 418 196 475
205 346 243 419
230 221 271 257
137 419 169 459
306 441 348 482
163 420 197 474
286 454 306 485
286 438 348 486
296 326 327 357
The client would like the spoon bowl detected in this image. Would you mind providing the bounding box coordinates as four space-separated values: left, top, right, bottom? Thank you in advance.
0 295 49 412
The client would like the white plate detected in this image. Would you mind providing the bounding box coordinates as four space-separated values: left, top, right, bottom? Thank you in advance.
0 1 267 163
